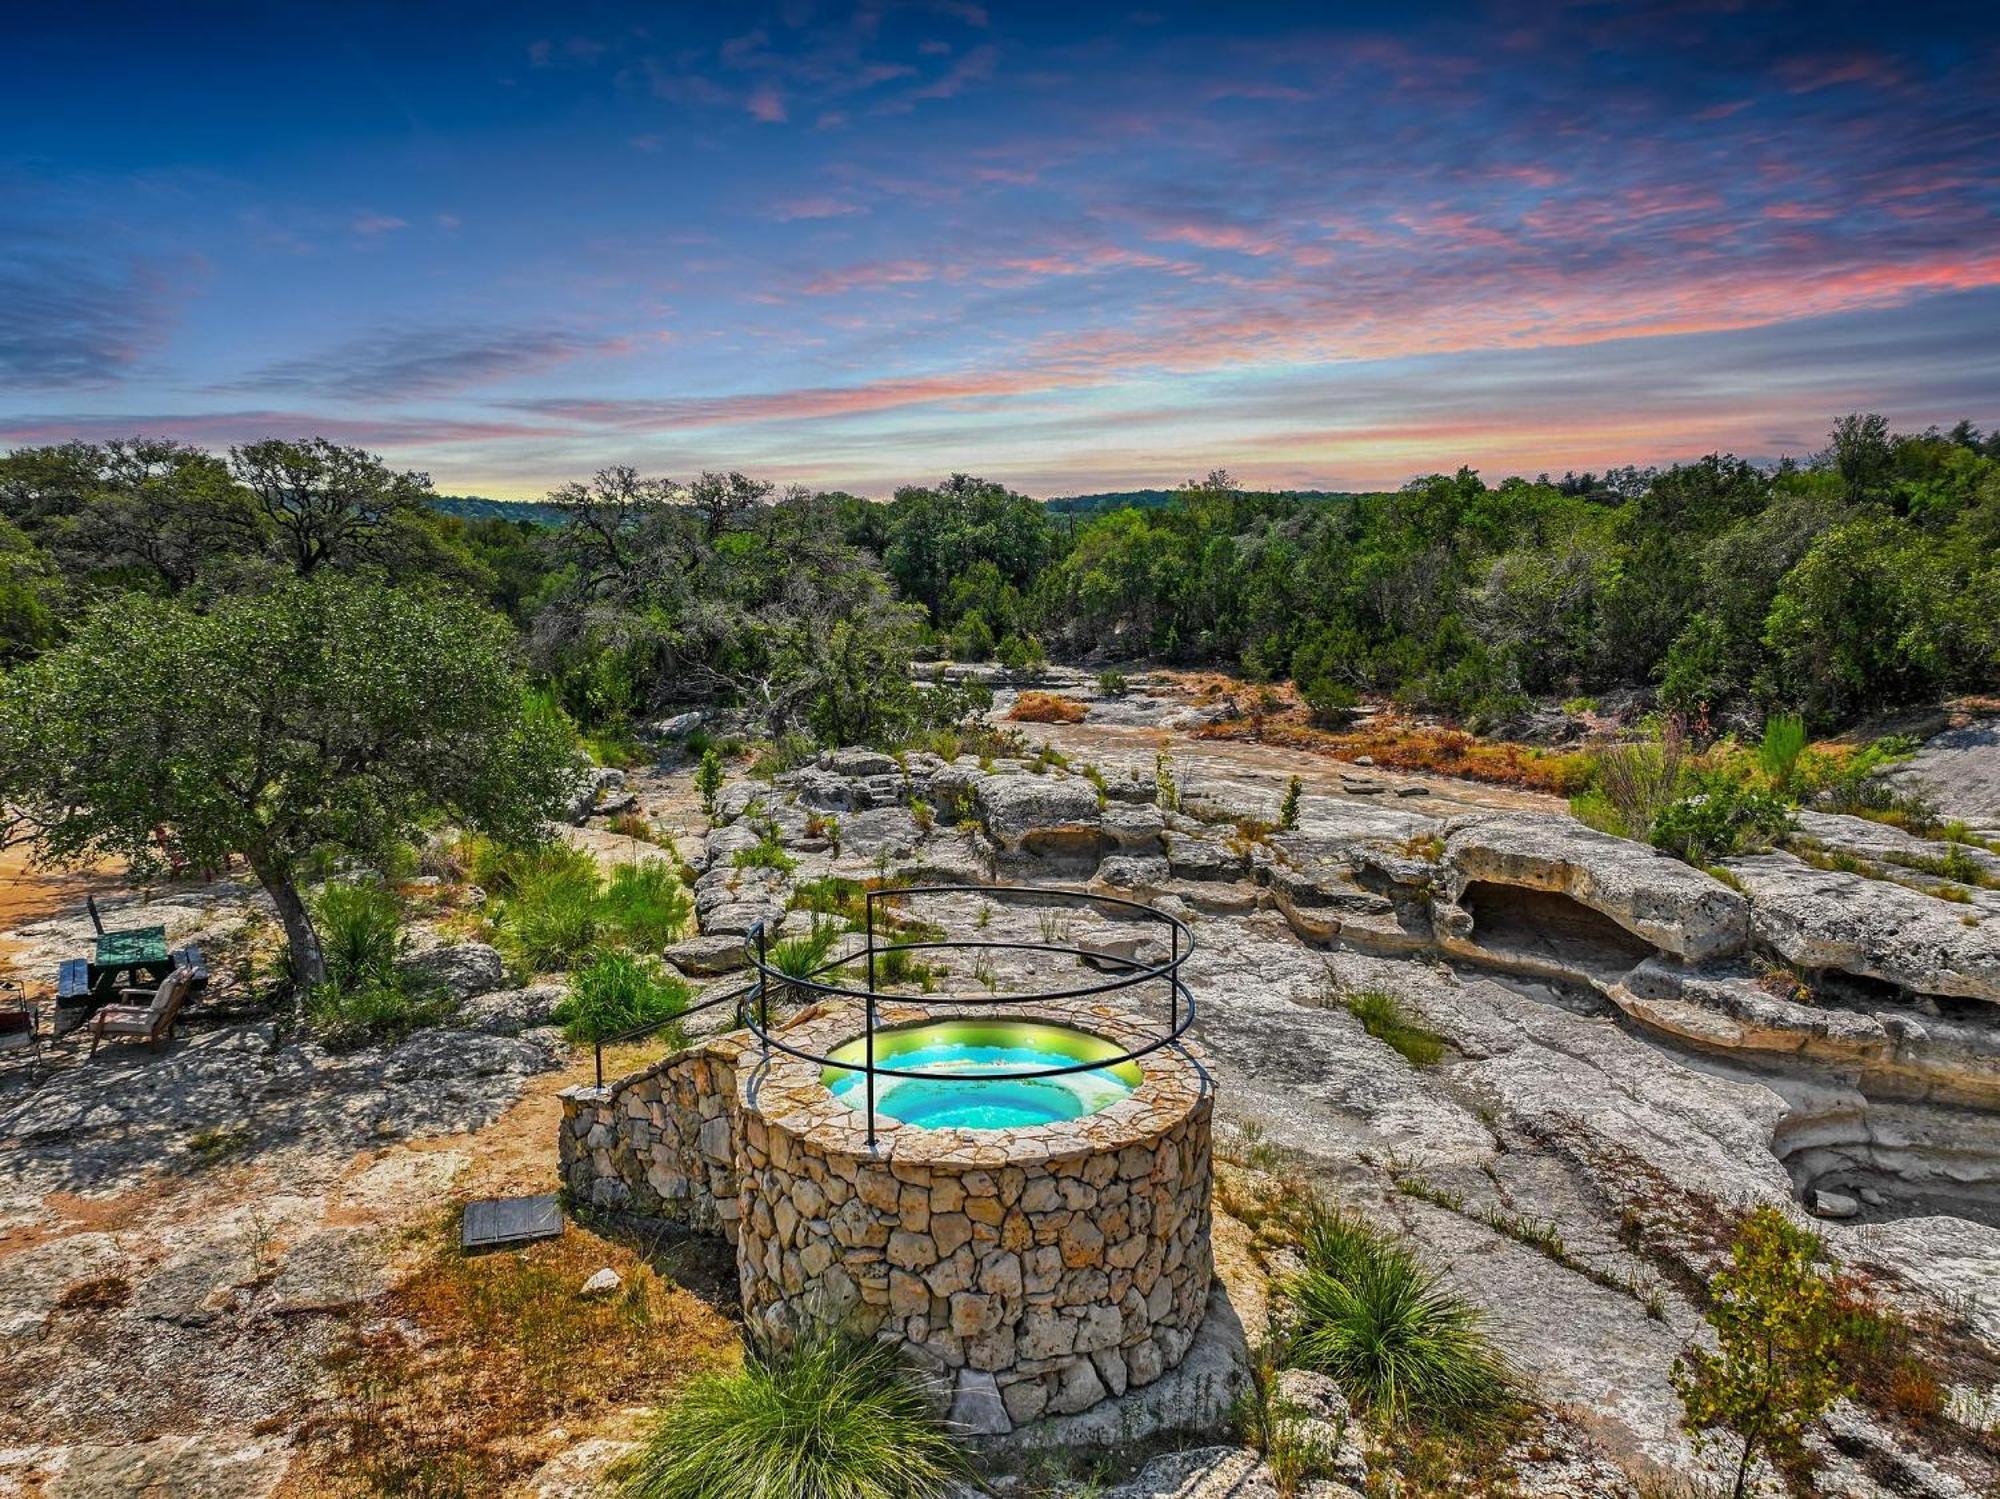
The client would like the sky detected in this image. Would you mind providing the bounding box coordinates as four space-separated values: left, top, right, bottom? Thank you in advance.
3 0 1998 498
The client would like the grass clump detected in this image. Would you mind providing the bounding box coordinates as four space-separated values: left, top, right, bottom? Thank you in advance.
602 859 694 948
554 950 691 1044
733 835 798 874
1285 1203 1513 1430
1341 988 1447 1067
302 880 458 1047
495 843 606 970
621 1325 967 1499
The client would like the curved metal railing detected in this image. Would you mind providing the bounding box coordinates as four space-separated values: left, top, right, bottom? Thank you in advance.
591 884 1195 1149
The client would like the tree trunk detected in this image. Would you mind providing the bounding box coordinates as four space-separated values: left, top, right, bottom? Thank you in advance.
254 859 325 990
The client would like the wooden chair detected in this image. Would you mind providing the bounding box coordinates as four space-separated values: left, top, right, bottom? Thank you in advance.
88 966 194 1057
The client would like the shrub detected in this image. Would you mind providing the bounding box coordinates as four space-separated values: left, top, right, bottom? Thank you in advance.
768 919 840 999
1673 1206 1850 1499
1286 1204 1512 1428
733 836 798 874
1342 989 1446 1067
554 950 691 1044
695 747 725 815
499 845 605 970
601 860 693 949
312 880 404 993
1587 718 1690 840
1755 713 1809 795
621 1326 966 1499
1097 669 1129 696
1279 776 1303 831
1007 691 1087 724
1649 782 1792 866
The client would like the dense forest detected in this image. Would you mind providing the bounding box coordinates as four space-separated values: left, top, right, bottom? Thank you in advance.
1 415 1996 768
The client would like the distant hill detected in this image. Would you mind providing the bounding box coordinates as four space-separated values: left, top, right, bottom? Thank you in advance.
427 494 568 527
1042 488 1361 517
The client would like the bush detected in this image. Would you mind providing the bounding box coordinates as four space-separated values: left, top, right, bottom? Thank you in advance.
620 1326 966 1499
499 845 606 970
601 860 693 949
1586 719 1690 840
733 836 798 874
1673 1206 1850 1499
1286 1204 1512 1428
695 747 725 815
1649 781 1792 866
1280 776 1303 831
554 950 691 1044
1097 669 1129 696
312 880 404 993
1007 691 1087 724
1755 713 1809 794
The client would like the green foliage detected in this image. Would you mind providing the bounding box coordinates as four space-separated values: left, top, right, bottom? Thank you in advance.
312 881 404 993
1341 989 1446 1067
1096 669 1128 696
1755 713 1809 794
1673 1206 1851 1499
1279 776 1303 831
768 920 840 988
0 574 580 989
497 844 606 971
621 1326 967 1499
302 977 460 1050
1286 1203 1513 1428
601 860 694 949
695 748 725 815
733 836 798 873
1649 780 1792 865
554 950 690 1044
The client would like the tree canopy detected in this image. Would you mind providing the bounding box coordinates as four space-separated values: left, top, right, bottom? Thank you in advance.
0 574 580 986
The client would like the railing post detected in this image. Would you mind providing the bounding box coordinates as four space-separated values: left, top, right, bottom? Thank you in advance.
865 891 878 1151
1169 917 1180 1036
757 922 769 1060
594 1038 603 1089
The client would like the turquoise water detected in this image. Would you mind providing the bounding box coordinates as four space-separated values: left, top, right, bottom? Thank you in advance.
823 1020 1140 1129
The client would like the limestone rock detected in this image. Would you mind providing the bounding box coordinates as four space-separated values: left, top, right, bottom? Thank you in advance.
460 984 565 1036
665 933 751 976
580 1266 623 1296
976 774 1106 858
1725 852 2000 1003
1442 813 1750 961
402 941 504 1001
1102 1447 1279 1499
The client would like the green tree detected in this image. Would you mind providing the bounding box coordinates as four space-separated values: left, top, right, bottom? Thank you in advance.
0 577 580 988
695 746 725 815
1672 1206 1850 1499
229 437 434 577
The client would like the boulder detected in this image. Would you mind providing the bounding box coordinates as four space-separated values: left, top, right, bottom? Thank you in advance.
461 984 565 1036
976 774 1106 857
567 766 627 824
665 933 751 976
825 747 900 778
1166 833 1248 884
1101 1447 1280 1499
1442 813 1750 962
1725 852 2000 1003
402 941 505 1000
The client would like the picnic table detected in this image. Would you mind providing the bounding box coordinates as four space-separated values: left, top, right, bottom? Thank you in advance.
90 925 172 993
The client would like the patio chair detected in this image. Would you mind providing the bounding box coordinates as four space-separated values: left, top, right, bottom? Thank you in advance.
88 965 194 1057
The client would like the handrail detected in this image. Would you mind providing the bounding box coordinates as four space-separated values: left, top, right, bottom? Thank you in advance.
589 885 1196 1141
743 884 1194 1149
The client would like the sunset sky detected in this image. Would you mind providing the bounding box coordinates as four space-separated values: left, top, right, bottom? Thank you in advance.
5 0 1997 497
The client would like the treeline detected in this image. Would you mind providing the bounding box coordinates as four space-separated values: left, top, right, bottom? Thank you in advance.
846 415 2000 732
1 413 1996 754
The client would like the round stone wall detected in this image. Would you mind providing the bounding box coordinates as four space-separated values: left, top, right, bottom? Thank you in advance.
733 999 1212 1431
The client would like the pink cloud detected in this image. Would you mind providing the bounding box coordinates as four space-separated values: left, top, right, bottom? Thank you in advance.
771 194 865 221
746 84 788 123
350 213 408 235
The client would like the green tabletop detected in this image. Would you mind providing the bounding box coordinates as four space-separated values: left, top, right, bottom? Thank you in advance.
94 925 169 969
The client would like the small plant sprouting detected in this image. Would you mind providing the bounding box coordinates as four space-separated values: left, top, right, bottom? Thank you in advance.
695 746 725 816
1036 905 1074 945
1155 751 1180 813
1279 776 1302 831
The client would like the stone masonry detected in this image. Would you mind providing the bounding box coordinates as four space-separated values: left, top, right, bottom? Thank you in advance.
560 999 1214 1434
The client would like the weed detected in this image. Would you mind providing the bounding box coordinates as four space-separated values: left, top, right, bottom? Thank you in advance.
554 950 690 1044
733 836 798 874
1340 986 1447 1067
601 860 693 949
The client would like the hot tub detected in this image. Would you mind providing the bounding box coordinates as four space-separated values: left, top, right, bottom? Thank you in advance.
821 1019 1142 1128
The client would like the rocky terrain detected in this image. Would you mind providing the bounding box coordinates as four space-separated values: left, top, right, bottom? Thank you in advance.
2 671 1998 1496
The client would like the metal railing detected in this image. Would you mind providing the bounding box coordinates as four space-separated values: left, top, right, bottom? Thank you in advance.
591 884 1196 1148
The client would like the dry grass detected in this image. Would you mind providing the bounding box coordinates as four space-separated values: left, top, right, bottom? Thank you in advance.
285 1213 738 1499
1197 713 1588 794
1008 691 1089 724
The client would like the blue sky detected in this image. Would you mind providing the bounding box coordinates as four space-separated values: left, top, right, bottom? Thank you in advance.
4 0 1998 496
